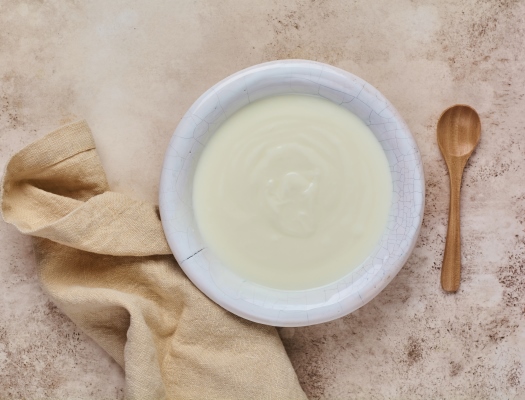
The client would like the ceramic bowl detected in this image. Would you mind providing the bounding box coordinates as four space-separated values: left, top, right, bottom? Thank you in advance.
159 60 424 327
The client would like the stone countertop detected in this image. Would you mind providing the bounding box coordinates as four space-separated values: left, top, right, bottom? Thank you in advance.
1 0 524 398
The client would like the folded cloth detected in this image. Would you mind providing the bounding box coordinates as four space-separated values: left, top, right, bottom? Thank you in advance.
1 121 306 400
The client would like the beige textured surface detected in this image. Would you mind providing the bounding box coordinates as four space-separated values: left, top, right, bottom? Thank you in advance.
1 0 524 398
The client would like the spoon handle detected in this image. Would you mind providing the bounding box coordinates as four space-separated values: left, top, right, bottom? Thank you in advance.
441 167 463 292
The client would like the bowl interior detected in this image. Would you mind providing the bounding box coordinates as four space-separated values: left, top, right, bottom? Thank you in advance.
159 60 424 327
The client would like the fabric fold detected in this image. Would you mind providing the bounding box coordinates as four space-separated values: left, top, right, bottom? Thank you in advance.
1 121 306 400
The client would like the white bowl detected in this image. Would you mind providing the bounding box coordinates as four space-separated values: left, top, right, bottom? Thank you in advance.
159 60 424 327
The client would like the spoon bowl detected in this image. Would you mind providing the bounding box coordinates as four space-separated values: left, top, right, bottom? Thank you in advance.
437 105 481 158
437 104 481 292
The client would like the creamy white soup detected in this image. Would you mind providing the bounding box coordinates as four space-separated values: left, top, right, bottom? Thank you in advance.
193 94 392 290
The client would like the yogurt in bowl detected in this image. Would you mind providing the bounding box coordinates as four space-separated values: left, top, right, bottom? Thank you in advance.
159 60 424 327
193 94 392 291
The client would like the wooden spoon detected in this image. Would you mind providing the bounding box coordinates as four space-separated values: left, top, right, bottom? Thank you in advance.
437 105 481 292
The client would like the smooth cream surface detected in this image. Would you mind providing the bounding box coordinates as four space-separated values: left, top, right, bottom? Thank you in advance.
193 95 392 290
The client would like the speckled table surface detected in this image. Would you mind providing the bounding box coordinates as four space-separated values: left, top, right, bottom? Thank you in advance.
1 0 524 398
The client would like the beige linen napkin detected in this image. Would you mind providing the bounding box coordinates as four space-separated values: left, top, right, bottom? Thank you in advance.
1 120 306 400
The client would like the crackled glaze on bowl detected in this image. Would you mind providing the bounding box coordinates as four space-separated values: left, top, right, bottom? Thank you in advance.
159 60 424 327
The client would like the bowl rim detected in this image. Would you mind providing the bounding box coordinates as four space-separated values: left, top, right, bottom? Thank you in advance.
159 59 425 327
